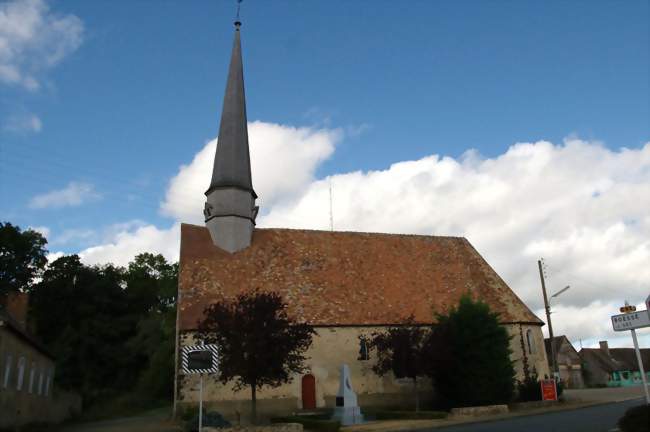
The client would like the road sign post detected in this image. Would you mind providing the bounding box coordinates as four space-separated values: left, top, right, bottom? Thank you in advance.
181 344 219 432
611 305 650 405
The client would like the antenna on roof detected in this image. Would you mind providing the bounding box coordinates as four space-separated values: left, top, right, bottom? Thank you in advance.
329 177 334 232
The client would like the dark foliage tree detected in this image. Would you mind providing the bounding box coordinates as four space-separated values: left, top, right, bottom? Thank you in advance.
0 222 47 300
425 295 515 407
29 252 178 405
197 291 315 422
366 316 429 411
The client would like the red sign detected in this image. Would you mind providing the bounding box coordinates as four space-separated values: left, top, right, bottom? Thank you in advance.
541 379 558 401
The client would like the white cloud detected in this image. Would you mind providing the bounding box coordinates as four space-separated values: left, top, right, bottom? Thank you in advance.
29 182 100 209
161 121 340 222
78 223 180 267
74 131 650 347
2 113 41 133
0 0 83 90
27 225 49 238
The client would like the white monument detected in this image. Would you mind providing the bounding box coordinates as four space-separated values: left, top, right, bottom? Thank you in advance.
331 364 364 425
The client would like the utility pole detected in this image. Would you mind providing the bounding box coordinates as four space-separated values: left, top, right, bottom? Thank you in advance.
539 259 558 380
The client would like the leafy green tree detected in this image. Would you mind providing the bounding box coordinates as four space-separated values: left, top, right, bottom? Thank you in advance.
0 222 47 299
366 316 429 411
425 295 515 407
197 291 315 422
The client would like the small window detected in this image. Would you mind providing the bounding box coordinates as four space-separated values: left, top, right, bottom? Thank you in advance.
37 368 44 395
358 337 370 361
16 357 26 391
526 329 535 355
28 362 36 394
3 354 12 389
45 369 52 397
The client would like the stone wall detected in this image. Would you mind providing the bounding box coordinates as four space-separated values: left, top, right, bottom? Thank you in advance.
204 424 302 432
0 327 80 429
177 324 547 420
506 324 550 381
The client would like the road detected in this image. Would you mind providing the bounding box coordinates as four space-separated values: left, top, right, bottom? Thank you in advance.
431 398 643 432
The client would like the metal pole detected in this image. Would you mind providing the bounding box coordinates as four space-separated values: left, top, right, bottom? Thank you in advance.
539 260 558 379
199 374 204 432
630 329 650 405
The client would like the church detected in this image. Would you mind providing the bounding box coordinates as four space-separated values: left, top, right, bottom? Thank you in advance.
173 21 550 419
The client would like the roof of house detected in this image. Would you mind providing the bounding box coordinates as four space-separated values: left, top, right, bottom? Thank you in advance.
579 348 621 373
580 346 650 373
0 307 54 360
609 348 650 371
545 336 580 363
178 224 543 330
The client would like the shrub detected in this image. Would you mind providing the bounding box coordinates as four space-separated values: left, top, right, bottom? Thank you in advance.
271 416 341 432
618 404 650 432
425 295 516 407
517 375 542 402
185 411 232 432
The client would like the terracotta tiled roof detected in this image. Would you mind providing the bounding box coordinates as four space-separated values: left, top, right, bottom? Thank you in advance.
178 223 543 330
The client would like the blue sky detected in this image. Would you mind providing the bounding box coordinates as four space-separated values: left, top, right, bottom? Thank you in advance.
1 0 649 347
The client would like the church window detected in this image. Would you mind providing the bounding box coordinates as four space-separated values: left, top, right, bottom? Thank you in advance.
358 337 370 361
526 329 535 355
3 354 11 389
28 362 36 393
16 356 25 391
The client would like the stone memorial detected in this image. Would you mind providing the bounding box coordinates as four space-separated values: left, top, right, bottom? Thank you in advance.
331 364 364 425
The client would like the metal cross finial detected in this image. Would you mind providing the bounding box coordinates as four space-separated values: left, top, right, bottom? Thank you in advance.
235 0 243 25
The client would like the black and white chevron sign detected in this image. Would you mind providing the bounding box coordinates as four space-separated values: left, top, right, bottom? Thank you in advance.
181 344 219 374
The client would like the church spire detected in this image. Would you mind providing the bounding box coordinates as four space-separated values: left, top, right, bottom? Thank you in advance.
206 21 256 198
204 21 258 253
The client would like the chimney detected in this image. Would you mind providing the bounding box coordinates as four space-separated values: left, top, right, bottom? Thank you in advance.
6 292 29 330
599 341 610 357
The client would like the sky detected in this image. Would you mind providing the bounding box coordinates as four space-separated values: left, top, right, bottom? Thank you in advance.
1 0 649 349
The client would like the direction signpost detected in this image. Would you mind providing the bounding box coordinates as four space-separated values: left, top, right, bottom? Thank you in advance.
181 344 219 432
611 301 650 405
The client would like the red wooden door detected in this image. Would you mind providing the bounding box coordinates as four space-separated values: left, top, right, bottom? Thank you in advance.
301 374 316 409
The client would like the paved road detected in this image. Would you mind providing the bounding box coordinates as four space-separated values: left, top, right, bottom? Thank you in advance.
431 399 643 432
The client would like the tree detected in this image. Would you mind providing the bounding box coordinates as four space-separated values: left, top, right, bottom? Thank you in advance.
197 291 315 422
0 222 47 300
425 295 515 407
366 316 429 411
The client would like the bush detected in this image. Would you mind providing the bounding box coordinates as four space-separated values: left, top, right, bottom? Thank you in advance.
373 410 447 420
185 411 231 432
517 376 541 402
271 416 341 432
618 404 649 432
426 295 516 407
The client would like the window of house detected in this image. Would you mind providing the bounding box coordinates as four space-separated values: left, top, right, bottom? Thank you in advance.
37 368 44 396
526 329 535 355
16 356 25 391
45 369 51 397
358 337 370 361
28 362 36 394
3 353 11 389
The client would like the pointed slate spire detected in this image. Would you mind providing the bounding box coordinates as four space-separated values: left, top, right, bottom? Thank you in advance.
204 21 258 253
206 21 256 198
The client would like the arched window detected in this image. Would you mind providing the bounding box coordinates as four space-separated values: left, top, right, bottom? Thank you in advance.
526 329 535 355
3 354 12 389
16 357 26 391
38 368 44 396
358 337 370 361
28 362 36 394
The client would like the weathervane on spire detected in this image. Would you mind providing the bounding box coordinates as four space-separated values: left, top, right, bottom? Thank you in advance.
235 0 243 28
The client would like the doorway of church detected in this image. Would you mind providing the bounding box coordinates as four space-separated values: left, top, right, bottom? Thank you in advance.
302 374 316 409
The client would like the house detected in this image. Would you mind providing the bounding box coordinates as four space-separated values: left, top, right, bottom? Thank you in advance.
174 21 550 419
0 293 76 429
580 341 650 387
544 336 584 388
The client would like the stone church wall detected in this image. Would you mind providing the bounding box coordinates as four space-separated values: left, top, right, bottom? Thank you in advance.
505 324 551 381
177 323 548 421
